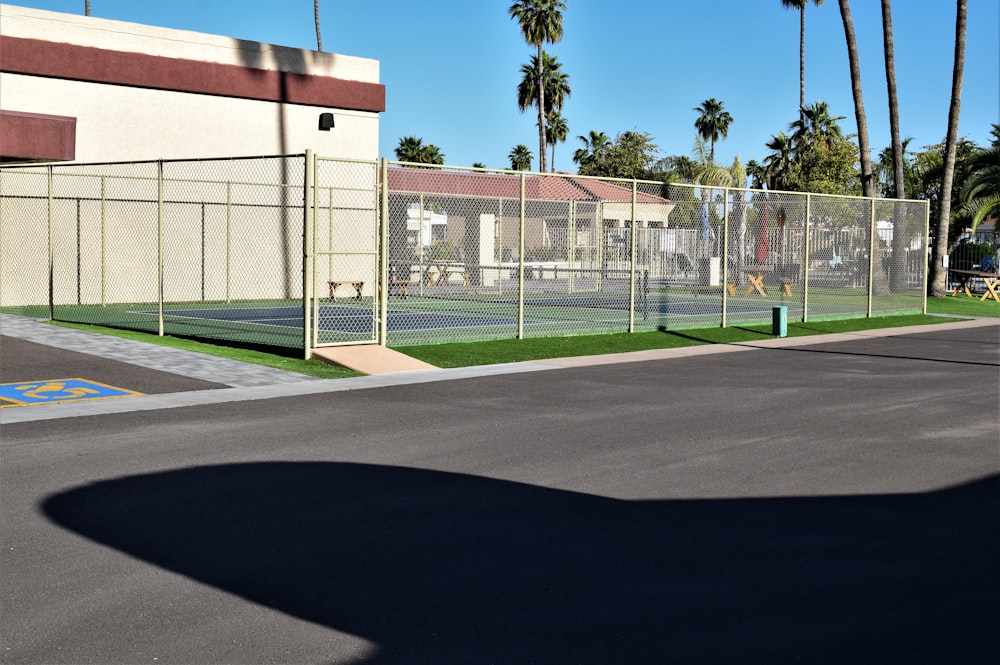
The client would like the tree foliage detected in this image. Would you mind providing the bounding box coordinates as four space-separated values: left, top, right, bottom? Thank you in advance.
692 98 733 163
509 144 533 171
394 136 445 166
517 51 571 119
575 131 659 179
760 102 858 194
509 0 566 174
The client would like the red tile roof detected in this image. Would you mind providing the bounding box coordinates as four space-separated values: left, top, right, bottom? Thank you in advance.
386 167 671 205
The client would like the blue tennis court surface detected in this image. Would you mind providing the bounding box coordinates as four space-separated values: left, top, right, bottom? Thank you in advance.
149 297 788 333
155 305 521 333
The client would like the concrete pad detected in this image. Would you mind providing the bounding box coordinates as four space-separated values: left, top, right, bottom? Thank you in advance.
311 345 437 375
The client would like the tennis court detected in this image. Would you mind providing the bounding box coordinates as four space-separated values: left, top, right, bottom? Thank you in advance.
5 156 927 354
101 282 797 348
152 304 522 334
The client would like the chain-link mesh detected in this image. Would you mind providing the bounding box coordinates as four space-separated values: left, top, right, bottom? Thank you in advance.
312 157 380 346
0 167 51 312
1 157 309 347
0 158 929 352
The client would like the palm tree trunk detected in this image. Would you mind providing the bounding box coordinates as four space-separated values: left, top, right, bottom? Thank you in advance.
838 0 874 199
799 5 806 123
930 0 968 297
881 0 908 291
536 44 547 173
839 0 885 293
85 1 90 16
880 0 904 201
314 0 323 52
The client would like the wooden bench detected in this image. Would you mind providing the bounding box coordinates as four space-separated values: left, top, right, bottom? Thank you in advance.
328 280 364 301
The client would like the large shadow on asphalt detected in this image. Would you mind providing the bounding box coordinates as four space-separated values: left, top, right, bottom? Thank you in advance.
42 463 998 663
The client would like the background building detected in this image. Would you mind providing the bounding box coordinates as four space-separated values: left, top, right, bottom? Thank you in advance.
0 4 385 164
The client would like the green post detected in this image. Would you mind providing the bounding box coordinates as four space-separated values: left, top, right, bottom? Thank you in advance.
772 305 787 337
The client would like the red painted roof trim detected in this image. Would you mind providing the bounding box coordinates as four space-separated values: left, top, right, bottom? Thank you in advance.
0 36 386 114
0 109 76 162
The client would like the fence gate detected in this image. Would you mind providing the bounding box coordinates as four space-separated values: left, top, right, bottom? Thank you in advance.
308 154 381 349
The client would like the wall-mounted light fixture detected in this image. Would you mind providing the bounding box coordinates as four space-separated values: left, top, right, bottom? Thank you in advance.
318 113 335 131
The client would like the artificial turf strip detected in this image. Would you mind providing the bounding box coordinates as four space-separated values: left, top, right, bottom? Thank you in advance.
395 314 962 368
17 295 997 376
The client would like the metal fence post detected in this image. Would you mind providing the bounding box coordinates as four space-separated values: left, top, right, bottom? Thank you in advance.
47 164 54 321
922 200 930 314
100 175 107 307
157 160 164 336
303 150 315 358
628 180 637 333
379 157 389 346
721 188 730 329
802 193 812 322
867 198 876 318
517 172 526 339
225 180 232 303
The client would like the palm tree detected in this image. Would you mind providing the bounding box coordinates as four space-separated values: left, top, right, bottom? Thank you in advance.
763 131 795 190
394 136 445 165
420 144 445 166
572 130 610 170
874 138 915 199
509 144 533 171
314 0 323 52
931 0 968 297
691 136 739 190
546 112 569 172
745 160 768 189
781 0 825 123
838 0 874 198
955 144 1000 233
394 136 425 163
693 98 733 164
509 0 567 174
517 52 572 126
790 101 845 142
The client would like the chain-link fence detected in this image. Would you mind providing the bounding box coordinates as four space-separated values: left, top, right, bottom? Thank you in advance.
378 166 928 346
0 156 928 354
1 155 311 348
310 156 381 347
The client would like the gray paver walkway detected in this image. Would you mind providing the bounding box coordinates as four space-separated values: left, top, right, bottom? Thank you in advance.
0 314 319 388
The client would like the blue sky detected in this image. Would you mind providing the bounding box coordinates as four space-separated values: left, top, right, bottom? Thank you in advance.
7 0 999 172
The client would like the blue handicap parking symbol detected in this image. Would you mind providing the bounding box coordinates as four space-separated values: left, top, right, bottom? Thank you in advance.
0 378 143 407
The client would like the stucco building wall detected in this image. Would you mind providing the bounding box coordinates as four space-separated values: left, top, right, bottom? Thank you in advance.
0 4 385 163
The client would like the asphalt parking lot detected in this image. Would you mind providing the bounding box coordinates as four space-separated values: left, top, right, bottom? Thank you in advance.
1 315 998 663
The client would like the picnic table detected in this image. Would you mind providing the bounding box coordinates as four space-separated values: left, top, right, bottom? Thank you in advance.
948 268 1000 302
422 262 470 287
727 265 793 298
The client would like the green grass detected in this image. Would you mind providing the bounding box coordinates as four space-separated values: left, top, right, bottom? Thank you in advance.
398 312 968 368
5 295 995 376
